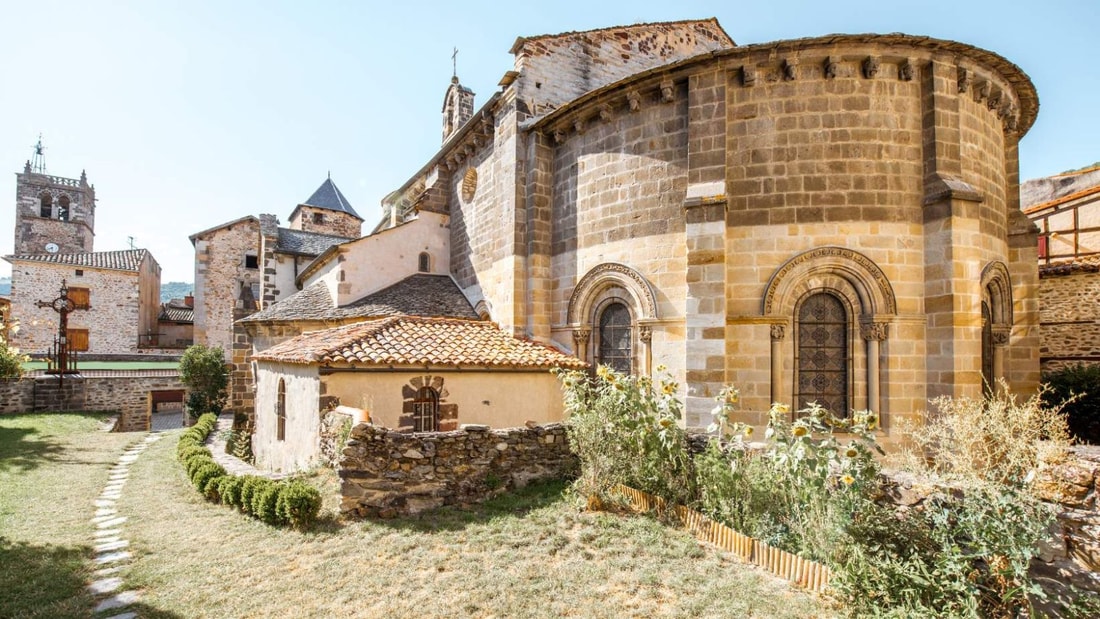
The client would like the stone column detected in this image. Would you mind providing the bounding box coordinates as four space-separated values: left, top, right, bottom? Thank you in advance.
861 321 888 415
992 327 1010 391
639 325 653 377
770 324 785 406
572 328 590 364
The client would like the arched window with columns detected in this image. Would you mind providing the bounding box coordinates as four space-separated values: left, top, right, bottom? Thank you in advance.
795 291 850 416
980 261 1014 392
567 263 659 376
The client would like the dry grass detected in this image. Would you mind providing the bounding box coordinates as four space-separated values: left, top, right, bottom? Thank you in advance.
0 412 133 618
115 430 838 618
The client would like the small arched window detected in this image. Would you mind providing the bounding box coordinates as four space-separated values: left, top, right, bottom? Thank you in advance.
276 379 286 441
39 193 52 218
413 386 439 432
981 301 994 396
418 252 431 273
598 302 632 374
795 292 849 417
57 195 70 221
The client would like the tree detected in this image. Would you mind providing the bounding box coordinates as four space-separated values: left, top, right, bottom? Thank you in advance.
179 344 229 418
0 320 28 378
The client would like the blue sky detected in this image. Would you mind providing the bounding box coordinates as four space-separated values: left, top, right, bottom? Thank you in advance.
1 0 1097 282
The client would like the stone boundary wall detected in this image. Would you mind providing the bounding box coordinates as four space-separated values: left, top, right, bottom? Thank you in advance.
0 375 185 433
882 446 1100 596
338 422 576 517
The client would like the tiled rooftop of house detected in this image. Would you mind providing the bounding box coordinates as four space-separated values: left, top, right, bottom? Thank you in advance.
275 228 351 256
1039 254 1100 276
158 300 194 323
254 315 586 370
4 248 149 272
240 274 479 322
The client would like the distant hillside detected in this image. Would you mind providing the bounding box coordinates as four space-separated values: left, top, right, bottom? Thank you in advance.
161 281 193 303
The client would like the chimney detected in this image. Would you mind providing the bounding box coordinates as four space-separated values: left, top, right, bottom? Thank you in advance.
184 294 194 308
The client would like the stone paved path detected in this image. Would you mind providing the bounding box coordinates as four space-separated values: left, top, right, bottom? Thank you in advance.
88 433 162 618
205 416 287 479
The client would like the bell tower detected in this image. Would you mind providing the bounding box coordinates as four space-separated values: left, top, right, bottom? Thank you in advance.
13 137 96 255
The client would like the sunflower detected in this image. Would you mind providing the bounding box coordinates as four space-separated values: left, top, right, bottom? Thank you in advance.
840 474 856 486
596 365 612 380
655 363 668 373
772 403 790 415
743 426 754 438
792 424 809 438
661 381 677 395
659 418 674 428
844 446 859 459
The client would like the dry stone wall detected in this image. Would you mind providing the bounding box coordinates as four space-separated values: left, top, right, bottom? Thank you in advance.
0 375 184 432
1039 269 1100 371
338 422 575 517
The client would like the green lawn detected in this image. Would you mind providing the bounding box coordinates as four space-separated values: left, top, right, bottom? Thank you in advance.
1 414 839 618
22 360 180 371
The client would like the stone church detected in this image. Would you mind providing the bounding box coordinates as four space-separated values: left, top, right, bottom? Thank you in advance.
236 17 1042 467
5 154 165 356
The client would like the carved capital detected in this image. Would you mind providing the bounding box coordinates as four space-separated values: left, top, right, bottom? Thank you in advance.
572 328 591 347
862 56 880 79
638 326 652 344
992 328 1011 346
770 324 786 340
861 321 888 341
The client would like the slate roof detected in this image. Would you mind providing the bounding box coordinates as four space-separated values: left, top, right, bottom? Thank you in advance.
241 274 479 323
254 315 586 370
158 302 194 323
275 228 351 256
4 249 149 272
301 177 361 219
1039 254 1100 277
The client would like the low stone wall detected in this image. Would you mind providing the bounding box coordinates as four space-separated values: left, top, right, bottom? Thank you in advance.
0 374 185 433
338 422 576 518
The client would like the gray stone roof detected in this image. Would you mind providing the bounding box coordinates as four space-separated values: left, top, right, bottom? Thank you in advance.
275 228 351 257
302 177 361 220
241 274 479 323
158 301 194 323
4 249 149 272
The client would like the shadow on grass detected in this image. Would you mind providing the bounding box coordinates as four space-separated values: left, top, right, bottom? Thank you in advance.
365 478 574 534
0 425 65 474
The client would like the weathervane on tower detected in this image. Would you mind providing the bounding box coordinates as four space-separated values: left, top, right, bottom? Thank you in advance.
30 134 47 174
452 46 458 78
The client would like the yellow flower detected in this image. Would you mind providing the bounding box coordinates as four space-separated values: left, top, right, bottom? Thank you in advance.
596 365 612 380
659 418 674 428
792 425 809 438
866 414 878 431
844 446 859 459
661 381 677 395
840 474 856 486
655 364 668 373
772 403 790 415
743 426 754 437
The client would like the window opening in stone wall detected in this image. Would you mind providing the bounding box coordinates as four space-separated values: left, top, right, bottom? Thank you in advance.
598 302 632 374
67 287 90 310
418 252 430 273
412 386 439 432
39 193 52 218
245 254 259 269
312 212 324 224
795 292 849 417
66 328 89 352
981 301 994 397
57 195 70 221
75 269 83 276
276 379 286 441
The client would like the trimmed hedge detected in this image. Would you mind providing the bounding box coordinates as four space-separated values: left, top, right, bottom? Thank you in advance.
175 413 322 528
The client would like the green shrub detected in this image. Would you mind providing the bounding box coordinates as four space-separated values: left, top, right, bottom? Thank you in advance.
1043 364 1100 444
177 444 208 462
179 345 228 418
251 479 282 525
275 481 322 529
239 476 267 514
191 462 226 493
0 329 29 378
202 472 226 501
218 475 245 508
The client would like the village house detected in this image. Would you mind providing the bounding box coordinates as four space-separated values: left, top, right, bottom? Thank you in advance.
235 17 1042 471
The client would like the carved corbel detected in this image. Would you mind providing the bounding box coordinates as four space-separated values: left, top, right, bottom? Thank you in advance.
741 65 756 87
626 90 641 112
899 59 914 82
823 56 838 79
573 118 586 135
782 58 798 81
660 79 675 102
957 68 972 93
862 56 880 79
638 326 652 345
987 88 1002 111
552 128 566 144
598 103 613 122
770 324 786 340
976 80 991 103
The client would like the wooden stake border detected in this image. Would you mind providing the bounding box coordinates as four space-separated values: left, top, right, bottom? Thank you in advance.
614 484 832 593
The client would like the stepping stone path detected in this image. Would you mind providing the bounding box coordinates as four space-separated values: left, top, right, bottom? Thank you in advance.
88 434 163 618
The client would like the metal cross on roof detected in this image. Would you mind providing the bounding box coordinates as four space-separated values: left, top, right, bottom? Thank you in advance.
452 46 458 78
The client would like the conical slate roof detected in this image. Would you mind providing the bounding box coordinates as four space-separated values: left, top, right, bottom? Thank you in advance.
301 177 361 220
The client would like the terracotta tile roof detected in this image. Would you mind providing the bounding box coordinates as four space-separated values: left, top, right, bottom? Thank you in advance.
4 249 149 272
1024 184 1100 215
254 316 586 370
1039 254 1100 277
240 274 479 323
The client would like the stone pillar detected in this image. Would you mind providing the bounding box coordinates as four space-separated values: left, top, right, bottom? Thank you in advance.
639 326 653 377
571 328 590 364
1005 132 1041 393
862 321 888 415
769 324 785 406
227 308 255 428
525 131 554 343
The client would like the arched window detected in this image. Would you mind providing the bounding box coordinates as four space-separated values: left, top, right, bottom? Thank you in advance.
418 252 431 273
39 193 52 218
598 302 632 374
276 379 286 441
413 386 439 432
795 292 849 417
981 301 994 396
57 195 70 221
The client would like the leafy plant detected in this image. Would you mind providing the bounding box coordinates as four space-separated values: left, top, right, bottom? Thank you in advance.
1042 364 1100 444
250 479 282 525
179 344 229 418
275 481 322 528
0 326 28 379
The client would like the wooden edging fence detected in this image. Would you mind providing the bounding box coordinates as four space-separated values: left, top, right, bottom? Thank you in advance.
614 485 832 593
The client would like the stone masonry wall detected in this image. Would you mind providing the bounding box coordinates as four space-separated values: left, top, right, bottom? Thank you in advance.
338 422 575 517
1039 269 1100 372
9 262 143 355
192 218 260 357
0 375 184 432
15 171 95 255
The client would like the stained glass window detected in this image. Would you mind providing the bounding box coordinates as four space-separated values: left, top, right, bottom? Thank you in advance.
598 302 632 375
796 293 849 417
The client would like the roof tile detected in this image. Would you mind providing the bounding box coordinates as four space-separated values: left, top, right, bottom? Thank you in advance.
4 249 149 272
